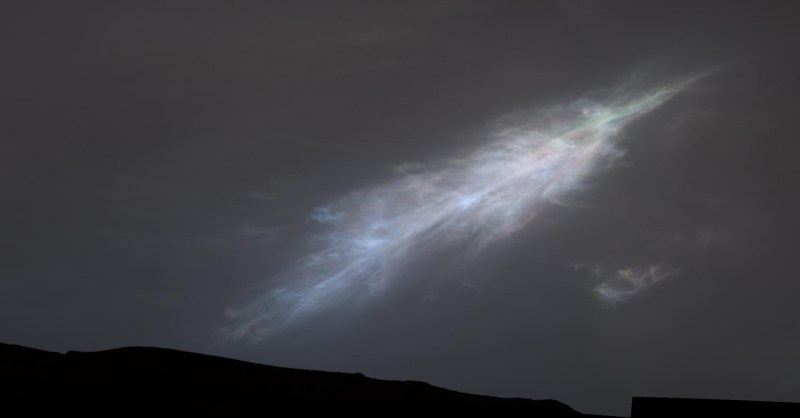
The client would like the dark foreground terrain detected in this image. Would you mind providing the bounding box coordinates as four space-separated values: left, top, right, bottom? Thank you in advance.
2 342 798 416
0 342 584 415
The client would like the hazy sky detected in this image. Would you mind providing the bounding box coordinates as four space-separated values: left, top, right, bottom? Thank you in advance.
2 1 799 415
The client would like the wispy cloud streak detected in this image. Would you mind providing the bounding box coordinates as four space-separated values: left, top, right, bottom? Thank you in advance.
595 265 677 304
222 72 711 341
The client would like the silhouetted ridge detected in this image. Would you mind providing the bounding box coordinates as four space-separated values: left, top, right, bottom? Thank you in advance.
0 342 582 415
7 342 795 416
631 397 800 418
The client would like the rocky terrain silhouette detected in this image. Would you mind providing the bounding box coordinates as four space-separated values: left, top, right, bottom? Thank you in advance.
3 342 798 416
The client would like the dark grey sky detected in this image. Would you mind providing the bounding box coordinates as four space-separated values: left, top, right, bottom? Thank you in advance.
2 1 799 415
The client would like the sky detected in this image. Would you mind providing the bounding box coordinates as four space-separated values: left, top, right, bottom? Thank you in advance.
2 1 799 415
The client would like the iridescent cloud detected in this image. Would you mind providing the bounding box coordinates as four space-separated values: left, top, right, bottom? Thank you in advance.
222 72 711 341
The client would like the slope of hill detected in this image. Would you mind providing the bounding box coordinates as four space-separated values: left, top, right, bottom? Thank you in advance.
0 342 585 415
